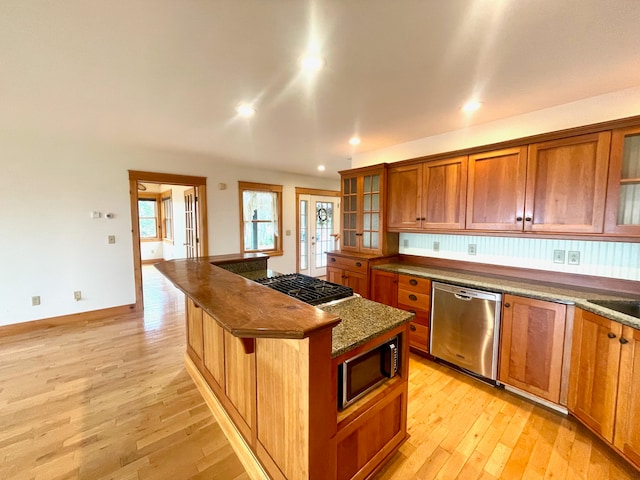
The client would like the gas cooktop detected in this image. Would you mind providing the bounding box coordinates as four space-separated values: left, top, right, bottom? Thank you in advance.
254 273 354 306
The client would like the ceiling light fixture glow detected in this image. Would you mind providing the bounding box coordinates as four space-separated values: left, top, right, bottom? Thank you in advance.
349 137 361 146
236 103 256 117
317 165 326 172
461 100 482 112
300 54 325 72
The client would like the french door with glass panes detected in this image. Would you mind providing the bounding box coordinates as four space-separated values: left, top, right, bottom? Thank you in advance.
299 195 340 277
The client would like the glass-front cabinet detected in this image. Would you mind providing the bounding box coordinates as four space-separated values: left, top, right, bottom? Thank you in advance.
340 165 390 254
606 126 640 235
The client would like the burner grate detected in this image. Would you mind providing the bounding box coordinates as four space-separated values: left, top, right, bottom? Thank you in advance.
254 274 353 306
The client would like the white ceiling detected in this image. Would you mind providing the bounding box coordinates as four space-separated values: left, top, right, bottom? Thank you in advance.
1 1 640 178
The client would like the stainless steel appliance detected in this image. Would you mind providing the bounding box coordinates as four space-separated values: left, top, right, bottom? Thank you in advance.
254 273 354 305
337 336 399 409
430 282 502 382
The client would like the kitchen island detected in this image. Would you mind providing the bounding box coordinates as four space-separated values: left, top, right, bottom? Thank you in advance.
156 255 413 480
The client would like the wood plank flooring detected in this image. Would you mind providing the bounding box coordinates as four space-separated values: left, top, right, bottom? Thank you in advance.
1 266 637 479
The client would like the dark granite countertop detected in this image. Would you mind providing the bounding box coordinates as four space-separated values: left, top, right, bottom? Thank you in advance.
373 263 640 329
319 296 414 358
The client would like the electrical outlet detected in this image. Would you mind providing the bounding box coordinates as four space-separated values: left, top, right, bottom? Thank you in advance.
74 291 82 301
108 235 116 244
568 251 581 265
433 241 440 252
468 243 477 255
553 249 565 264
32 296 40 306
403 239 409 248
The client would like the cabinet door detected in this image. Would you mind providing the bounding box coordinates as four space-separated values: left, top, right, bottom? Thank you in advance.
203 312 225 388
326 266 344 286
360 172 383 253
605 126 640 235
525 132 611 233
422 156 467 230
186 298 204 360
370 270 398 307
224 331 255 432
387 164 422 230
343 270 369 298
499 295 566 403
341 174 360 251
614 326 640 466
466 147 527 230
568 309 622 443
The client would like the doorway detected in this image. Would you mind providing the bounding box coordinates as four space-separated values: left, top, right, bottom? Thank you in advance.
128 171 208 311
296 188 340 277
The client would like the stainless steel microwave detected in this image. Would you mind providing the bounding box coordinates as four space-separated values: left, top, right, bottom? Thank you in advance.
338 336 399 410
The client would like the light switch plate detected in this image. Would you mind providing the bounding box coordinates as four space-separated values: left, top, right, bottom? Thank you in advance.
468 244 477 255
553 249 565 264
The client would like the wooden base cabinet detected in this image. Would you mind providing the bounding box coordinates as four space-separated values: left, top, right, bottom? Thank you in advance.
569 308 640 471
370 270 398 307
397 275 431 355
498 295 566 404
327 253 371 298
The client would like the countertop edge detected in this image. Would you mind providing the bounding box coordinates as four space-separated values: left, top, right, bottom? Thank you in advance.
373 263 640 329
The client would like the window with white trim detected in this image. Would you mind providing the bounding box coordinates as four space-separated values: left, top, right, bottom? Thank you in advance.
239 181 283 255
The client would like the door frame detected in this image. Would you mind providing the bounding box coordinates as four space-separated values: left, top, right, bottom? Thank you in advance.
128 170 208 311
295 187 340 275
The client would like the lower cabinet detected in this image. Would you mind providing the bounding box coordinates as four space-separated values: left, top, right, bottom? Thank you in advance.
397 275 431 355
327 253 371 298
498 295 566 403
568 308 640 469
186 298 204 360
370 270 398 307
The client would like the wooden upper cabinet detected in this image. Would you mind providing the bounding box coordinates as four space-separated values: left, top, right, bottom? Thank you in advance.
466 147 528 231
525 132 611 233
387 156 467 231
605 125 640 235
387 164 422 230
340 165 397 255
498 295 566 404
422 156 467 229
568 309 622 443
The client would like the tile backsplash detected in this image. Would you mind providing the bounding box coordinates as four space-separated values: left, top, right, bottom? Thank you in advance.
399 233 640 282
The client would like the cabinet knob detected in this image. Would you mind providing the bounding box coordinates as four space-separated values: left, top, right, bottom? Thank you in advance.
620 337 629 345
330 257 336 262
525 217 532 222
416 217 421 221
516 217 523 222
504 303 511 308
410 324 417 331
409 294 418 301
355 262 362 267
608 332 617 339
409 279 418 286
421 217 426 221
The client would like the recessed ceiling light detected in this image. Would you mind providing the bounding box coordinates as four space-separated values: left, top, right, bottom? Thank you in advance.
317 165 326 172
236 103 256 117
300 54 325 72
461 100 482 112
349 137 361 146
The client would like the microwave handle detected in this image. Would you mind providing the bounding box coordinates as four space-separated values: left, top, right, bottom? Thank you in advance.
383 342 398 378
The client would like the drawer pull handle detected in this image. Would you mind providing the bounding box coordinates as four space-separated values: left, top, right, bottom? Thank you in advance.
330 257 336 262
525 217 532 222
410 324 416 331
516 216 523 222
355 262 362 267
409 279 418 286
409 294 418 301
504 303 511 308
620 337 629 345
608 332 617 339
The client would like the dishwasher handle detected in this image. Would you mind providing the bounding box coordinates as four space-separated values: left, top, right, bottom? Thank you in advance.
454 293 473 301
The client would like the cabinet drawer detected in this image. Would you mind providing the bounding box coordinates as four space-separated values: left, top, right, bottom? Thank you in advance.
327 255 369 274
397 304 429 326
409 321 429 353
397 289 431 311
398 275 431 293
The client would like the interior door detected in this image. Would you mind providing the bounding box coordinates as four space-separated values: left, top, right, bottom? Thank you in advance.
299 195 340 277
184 188 198 258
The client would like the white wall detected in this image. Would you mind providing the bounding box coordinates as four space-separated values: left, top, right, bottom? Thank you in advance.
351 87 640 283
0 132 338 326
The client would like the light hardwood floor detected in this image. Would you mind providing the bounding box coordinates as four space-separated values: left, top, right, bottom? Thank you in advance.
0 266 637 479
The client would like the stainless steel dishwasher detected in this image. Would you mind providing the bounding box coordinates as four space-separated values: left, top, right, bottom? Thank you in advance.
430 282 502 382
